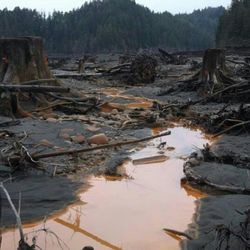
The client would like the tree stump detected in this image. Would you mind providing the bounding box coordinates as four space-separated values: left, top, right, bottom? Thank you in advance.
0 37 51 83
78 58 85 73
201 48 226 93
0 37 52 117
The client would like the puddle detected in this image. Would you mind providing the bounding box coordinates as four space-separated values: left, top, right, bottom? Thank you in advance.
1 126 209 250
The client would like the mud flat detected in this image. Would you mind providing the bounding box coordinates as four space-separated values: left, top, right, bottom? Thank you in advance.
1 49 250 249
1 126 209 250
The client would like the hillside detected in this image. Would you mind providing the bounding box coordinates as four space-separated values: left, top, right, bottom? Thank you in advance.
216 0 250 47
0 0 225 53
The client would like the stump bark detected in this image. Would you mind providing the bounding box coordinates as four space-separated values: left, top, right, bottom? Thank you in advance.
201 48 226 93
0 37 51 83
0 37 52 117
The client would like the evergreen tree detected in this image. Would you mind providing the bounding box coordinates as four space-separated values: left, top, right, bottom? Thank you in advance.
0 0 225 53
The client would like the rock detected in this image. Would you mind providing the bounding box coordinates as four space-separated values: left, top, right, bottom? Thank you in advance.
86 125 100 132
167 146 175 151
59 132 71 140
111 109 119 115
105 120 116 126
61 128 74 133
59 128 75 140
38 139 53 147
42 113 58 119
82 247 94 250
71 134 85 144
87 133 109 145
46 118 57 123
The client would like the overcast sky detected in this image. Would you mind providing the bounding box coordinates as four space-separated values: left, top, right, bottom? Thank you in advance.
0 0 232 14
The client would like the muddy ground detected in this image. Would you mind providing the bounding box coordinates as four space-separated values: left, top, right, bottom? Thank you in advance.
0 50 250 249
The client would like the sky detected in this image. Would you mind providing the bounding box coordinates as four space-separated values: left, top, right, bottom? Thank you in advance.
0 0 232 14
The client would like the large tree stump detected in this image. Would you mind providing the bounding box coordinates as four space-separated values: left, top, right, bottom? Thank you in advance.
0 37 51 83
201 48 226 93
0 37 52 117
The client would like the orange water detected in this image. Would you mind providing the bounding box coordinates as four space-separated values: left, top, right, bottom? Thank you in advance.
1 126 209 250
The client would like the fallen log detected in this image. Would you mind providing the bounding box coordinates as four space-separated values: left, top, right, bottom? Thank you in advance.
54 73 102 79
32 131 171 160
17 78 58 85
0 120 20 127
107 63 131 73
212 120 250 138
0 85 70 93
132 155 169 165
193 81 249 105
226 59 250 68
47 92 96 104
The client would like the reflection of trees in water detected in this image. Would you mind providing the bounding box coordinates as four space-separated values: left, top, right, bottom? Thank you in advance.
55 217 122 250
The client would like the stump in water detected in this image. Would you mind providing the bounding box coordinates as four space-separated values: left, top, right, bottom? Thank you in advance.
0 37 52 117
201 48 226 93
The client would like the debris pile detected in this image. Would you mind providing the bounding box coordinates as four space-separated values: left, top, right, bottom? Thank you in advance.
104 52 157 84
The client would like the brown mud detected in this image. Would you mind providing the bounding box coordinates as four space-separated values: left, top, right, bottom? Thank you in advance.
1 126 209 250
0 49 250 249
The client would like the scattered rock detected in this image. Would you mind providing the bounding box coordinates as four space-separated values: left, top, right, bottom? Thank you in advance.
61 128 74 133
71 134 85 144
59 133 71 140
38 139 54 147
111 109 119 115
87 133 109 145
46 118 57 123
82 247 94 250
86 125 100 132
167 146 175 151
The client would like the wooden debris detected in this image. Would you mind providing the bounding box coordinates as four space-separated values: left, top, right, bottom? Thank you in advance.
31 131 171 160
0 120 20 127
104 52 157 84
132 155 169 165
0 84 70 93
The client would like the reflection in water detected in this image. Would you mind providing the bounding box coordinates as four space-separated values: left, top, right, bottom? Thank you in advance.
55 218 122 250
1 127 209 250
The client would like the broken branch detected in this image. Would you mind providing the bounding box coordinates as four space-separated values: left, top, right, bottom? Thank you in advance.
32 131 171 160
163 228 193 240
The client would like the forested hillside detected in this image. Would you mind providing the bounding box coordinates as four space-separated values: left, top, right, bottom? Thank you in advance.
0 0 225 53
216 0 250 47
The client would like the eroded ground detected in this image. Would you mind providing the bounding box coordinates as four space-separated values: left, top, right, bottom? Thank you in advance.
0 51 250 250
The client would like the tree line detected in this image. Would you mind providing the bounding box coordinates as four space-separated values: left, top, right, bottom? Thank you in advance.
216 0 250 47
0 0 225 54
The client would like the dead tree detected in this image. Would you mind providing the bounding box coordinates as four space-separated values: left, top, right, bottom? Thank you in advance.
78 59 85 73
201 48 226 93
0 37 53 117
